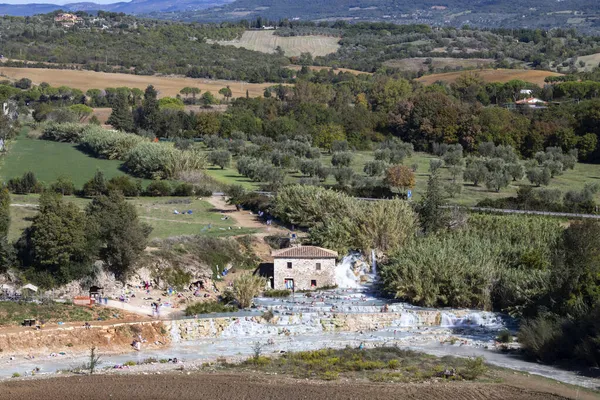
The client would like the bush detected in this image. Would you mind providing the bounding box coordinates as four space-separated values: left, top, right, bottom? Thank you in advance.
125 142 206 179
80 128 146 160
82 171 108 197
331 152 352 168
172 182 195 197
459 357 487 380
496 330 513 343
50 177 76 196
107 176 142 197
41 123 88 143
185 301 237 315
7 172 42 194
363 160 386 177
263 289 291 298
233 274 267 309
145 180 172 196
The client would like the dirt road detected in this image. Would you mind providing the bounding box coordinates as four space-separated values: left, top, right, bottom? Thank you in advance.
0 371 588 400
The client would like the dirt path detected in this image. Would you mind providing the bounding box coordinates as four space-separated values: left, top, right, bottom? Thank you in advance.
206 195 288 236
0 371 588 400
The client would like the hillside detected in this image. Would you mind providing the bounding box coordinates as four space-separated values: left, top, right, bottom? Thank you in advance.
0 0 598 33
0 0 233 16
154 0 600 33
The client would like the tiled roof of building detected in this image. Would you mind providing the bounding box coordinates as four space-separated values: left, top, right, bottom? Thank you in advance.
272 246 338 259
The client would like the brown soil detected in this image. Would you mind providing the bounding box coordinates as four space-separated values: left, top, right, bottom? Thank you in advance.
0 371 592 400
0 67 271 98
416 69 563 86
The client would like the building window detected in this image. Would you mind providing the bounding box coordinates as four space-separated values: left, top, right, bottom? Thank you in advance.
311 280 317 287
287 262 292 269
316 262 321 270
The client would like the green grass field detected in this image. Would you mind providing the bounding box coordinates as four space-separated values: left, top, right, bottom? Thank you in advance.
0 302 118 326
0 133 133 187
8 195 255 241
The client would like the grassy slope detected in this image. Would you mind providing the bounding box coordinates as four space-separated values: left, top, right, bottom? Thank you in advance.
8 195 255 241
0 302 118 326
0 134 130 187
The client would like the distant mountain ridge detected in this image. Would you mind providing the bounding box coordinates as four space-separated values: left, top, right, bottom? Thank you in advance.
0 0 233 16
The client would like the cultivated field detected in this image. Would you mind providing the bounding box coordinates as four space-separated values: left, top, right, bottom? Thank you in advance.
0 371 593 400
0 67 272 98
416 69 563 86
383 57 495 73
216 31 340 57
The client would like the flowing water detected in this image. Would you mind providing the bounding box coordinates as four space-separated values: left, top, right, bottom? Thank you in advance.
0 255 598 389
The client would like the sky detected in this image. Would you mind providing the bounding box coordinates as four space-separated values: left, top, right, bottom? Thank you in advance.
0 0 120 3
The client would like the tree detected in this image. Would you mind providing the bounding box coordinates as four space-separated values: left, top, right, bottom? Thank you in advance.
20 192 90 281
107 91 134 132
202 91 217 106
385 165 415 192
233 274 266 308
370 77 412 112
0 188 9 239
82 171 108 197
527 167 551 187
418 172 446 234
190 87 201 102
333 167 355 187
50 176 75 196
363 160 387 177
314 123 346 152
429 159 444 173
68 104 93 122
180 87 191 99
219 86 233 102
140 85 160 132
14 78 32 89
463 160 488 186
485 169 511 192
208 150 232 169
331 152 352 168
506 163 525 181
86 191 152 278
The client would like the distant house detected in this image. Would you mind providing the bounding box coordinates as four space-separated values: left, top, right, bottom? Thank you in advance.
54 13 83 27
515 97 547 108
262 26 276 30
272 246 338 291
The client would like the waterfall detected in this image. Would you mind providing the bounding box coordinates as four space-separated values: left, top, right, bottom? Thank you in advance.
371 249 377 276
397 312 419 327
334 253 365 288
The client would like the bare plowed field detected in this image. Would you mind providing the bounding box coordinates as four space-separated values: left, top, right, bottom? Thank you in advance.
0 371 591 400
216 30 340 57
0 67 271 98
417 69 563 86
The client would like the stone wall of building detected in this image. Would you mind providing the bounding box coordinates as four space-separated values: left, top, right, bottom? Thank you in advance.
273 257 336 290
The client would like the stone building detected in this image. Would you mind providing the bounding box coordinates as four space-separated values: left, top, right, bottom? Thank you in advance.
272 246 338 291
